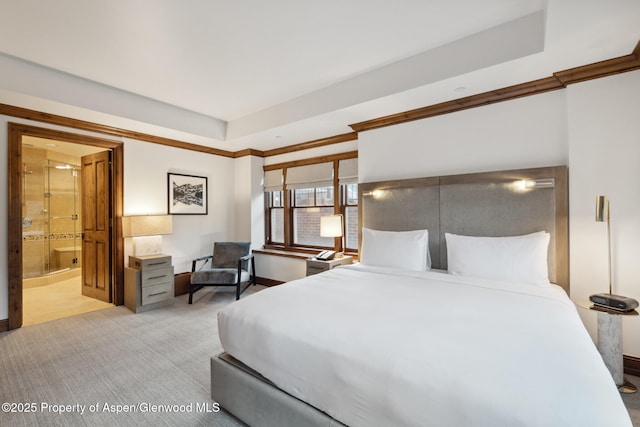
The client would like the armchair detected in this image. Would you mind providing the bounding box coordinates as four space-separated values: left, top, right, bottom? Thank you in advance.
189 242 256 303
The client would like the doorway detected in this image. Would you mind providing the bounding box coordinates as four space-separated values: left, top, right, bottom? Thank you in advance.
21 138 112 325
7 123 125 330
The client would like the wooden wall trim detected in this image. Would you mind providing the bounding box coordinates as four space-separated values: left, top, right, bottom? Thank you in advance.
232 148 265 158
261 132 358 158
624 355 640 377
256 277 285 287
0 102 356 159
0 103 236 158
554 51 640 85
264 150 358 172
7 123 125 330
7 124 23 329
0 319 8 333
350 43 640 133
1 40 639 156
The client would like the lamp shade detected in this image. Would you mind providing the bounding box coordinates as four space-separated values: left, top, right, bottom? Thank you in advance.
122 215 173 237
320 215 343 237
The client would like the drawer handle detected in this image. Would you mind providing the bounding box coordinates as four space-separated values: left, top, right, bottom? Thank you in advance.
147 275 167 280
149 262 166 266
149 291 167 297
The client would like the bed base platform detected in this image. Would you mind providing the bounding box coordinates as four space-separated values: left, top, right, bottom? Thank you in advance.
211 352 346 427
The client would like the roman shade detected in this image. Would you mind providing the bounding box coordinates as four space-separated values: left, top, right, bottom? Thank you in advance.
264 169 283 192
286 162 333 189
338 158 358 185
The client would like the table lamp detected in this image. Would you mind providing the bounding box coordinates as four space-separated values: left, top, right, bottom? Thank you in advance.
320 214 344 258
122 214 173 256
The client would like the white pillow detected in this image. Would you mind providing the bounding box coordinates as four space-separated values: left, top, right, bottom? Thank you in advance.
445 231 550 286
360 228 431 271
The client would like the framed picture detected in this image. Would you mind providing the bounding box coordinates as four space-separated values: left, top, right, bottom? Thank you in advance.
168 173 208 215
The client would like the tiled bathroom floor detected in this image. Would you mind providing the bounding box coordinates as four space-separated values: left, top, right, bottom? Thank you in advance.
22 276 113 326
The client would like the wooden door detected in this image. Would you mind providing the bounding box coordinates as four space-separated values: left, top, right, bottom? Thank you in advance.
81 151 112 302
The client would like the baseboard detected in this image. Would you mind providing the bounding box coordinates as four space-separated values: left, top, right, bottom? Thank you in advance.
256 277 284 287
0 318 8 333
624 355 640 377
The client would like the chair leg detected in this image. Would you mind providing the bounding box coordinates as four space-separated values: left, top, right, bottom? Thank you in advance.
236 283 241 300
188 285 193 304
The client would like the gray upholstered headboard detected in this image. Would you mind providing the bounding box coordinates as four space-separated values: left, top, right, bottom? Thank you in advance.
358 166 569 294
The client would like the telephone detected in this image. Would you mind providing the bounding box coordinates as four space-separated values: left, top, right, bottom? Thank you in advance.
315 250 336 260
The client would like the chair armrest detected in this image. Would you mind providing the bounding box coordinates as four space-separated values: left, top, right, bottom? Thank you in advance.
237 254 254 273
192 255 213 272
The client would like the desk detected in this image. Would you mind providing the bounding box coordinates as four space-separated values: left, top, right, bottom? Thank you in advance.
577 301 638 393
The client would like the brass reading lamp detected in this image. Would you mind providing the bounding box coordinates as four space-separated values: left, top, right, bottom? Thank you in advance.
595 195 612 294
589 196 638 311
591 196 639 395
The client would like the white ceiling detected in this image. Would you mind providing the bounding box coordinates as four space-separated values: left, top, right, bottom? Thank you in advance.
1 0 639 152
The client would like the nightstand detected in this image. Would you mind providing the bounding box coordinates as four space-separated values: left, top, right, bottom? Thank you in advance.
306 256 353 276
577 301 638 393
125 254 174 313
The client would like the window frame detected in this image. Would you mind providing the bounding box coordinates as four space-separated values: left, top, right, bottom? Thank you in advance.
340 182 359 251
263 152 358 255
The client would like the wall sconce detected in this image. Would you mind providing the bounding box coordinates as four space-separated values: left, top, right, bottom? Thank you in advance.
122 215 173 257
320 214 344 257
363 190 383 198
514 178 555 191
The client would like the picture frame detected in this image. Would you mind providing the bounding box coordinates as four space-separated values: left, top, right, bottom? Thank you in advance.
167 172 208 215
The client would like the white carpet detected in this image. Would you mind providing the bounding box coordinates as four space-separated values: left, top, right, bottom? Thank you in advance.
0 286 264 426
3 283 640 426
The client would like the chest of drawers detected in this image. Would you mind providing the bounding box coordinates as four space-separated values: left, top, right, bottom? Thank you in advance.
125 254 174 313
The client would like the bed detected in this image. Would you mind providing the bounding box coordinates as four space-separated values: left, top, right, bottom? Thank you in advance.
211 166 632 427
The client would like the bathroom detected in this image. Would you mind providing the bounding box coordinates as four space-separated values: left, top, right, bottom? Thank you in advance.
21 137 112 325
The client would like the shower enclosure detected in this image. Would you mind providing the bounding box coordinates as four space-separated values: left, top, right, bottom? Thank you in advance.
22 156 82 280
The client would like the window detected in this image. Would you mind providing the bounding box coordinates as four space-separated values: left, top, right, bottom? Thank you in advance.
292 186 335 247
266 191 284 244
264 156 358 253
343 183 358 250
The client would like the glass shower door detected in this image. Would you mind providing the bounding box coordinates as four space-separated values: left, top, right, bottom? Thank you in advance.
45 161 81 274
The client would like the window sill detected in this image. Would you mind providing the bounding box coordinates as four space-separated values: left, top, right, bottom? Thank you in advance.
254 247 359 261
252 248 312 260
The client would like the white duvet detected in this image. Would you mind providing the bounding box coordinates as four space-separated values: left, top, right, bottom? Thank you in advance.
218 265 631 427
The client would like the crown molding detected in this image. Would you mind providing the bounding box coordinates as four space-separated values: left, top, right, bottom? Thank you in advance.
350 40 640 133
261 132 358 158
0 103 236 158
264 150 358 171
2 40 639 156
0 102 356 159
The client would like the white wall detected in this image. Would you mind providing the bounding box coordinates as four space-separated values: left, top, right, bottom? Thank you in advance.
123 138 237 273
0 117 241 320
358 72 640 357
359 90 569 182
234 155 265 247
254 254 308 283
567 70 640 356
